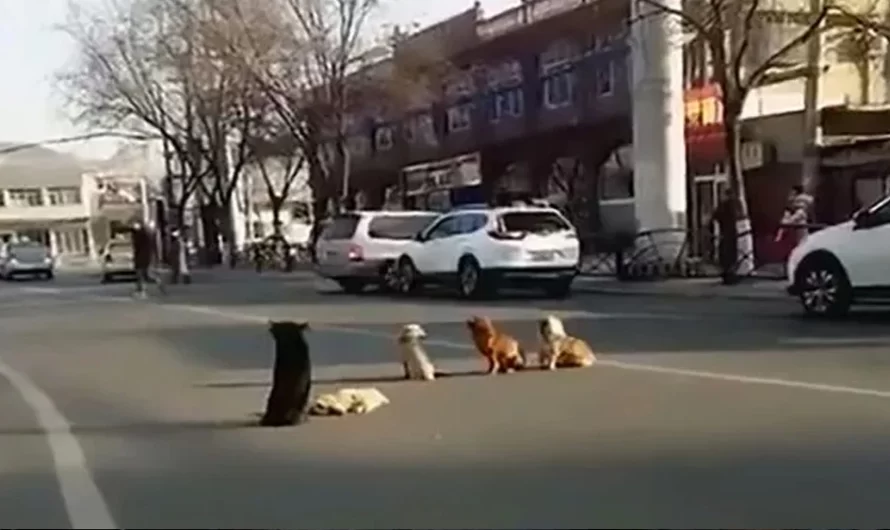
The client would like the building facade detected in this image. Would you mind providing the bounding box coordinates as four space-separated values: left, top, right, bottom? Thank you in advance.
337 0 890 266
0 144 156 265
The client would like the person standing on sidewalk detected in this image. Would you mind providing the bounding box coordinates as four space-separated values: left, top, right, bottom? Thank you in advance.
131 221 163 298
712 189 740 285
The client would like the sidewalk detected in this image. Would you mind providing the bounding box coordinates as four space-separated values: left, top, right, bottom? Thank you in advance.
573 275 789 301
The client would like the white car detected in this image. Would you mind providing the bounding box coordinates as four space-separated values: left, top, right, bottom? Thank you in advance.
315 210 440 293
0 241 54 280
394 204 580 298
100 239 137 282
786 193 890 317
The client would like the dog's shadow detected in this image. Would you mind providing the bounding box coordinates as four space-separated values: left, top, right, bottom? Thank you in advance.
200 369 495 389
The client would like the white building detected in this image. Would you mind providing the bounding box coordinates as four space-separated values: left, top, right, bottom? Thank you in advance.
0 143 159 265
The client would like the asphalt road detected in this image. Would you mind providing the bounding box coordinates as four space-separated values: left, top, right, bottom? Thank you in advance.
4 270 890 528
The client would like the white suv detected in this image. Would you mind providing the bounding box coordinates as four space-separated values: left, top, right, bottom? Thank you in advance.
315 210 440 293
786 194 890 317
394 205 580 298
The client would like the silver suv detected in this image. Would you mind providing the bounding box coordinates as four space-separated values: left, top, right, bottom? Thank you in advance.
314 211 439 293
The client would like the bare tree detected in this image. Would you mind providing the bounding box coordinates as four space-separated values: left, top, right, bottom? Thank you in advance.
59 0 202 224
209 0 379 229
248 135 307 238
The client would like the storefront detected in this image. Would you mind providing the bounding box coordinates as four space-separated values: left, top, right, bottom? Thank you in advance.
396 153 484 211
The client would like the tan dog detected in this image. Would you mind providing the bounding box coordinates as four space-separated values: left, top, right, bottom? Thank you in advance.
466 316 526 374
538 315 596 370
397 324 436 381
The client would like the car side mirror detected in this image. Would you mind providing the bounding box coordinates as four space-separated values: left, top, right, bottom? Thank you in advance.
854 210 871 229
414 232 426 242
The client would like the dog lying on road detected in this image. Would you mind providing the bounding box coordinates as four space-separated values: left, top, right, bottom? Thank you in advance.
397 323 436 381
466 316 526 374
538 315 596 370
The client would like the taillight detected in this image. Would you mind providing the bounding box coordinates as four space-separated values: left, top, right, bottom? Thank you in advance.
487 230 526 241
347 244 364 261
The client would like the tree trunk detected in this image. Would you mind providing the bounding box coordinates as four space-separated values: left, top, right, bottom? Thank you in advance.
723 105 755 276
271 196 284 238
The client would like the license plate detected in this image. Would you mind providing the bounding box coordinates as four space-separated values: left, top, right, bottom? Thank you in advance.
530 251 554 262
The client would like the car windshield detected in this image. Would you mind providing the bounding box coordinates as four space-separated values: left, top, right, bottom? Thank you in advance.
9 243 48 260
499 211 571 234
367 214 439 240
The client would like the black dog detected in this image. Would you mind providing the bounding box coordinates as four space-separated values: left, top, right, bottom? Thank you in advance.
260 321 312 427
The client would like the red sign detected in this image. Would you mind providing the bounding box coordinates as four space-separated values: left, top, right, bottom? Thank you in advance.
684 84 726 164
684 84 723 136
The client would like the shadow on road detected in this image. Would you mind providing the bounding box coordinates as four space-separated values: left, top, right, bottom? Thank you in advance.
199 368 497 389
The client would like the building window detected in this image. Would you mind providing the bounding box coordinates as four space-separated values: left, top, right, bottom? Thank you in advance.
404 113 437 146
491 88 524 121
7 188 44 207
543 71 574 108
374 126 394 151
447 104 472 133
46 187 82 206
597 62 614 96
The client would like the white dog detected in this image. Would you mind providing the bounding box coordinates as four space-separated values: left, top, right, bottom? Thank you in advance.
538 314 596 370
309 387 390 416
397 323 436 381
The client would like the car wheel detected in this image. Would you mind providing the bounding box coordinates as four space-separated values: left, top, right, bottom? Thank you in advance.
796 255 852 318
337 278 367 295
378 260 400 293
543 276 573 299
396 258 419 296
457 257 492 299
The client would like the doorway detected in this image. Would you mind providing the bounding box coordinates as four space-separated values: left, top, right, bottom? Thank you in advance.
691 171 729 263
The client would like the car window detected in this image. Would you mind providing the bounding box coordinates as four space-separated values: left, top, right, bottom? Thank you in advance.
499 211 571 234
320 215 361 240
455 213 488 234
425 216 460 240
367 214 438 240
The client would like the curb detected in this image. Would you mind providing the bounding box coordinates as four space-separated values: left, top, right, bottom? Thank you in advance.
572 282 789 302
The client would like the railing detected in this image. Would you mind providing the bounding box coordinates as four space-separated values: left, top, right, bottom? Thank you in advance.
579 222 829 281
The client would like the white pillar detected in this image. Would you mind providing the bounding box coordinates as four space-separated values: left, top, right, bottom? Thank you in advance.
226 137 247 251
630 0 687 232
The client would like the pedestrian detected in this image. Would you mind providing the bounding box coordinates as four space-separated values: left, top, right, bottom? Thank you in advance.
774 203 806 262
711 189 740 285
130 220 164 298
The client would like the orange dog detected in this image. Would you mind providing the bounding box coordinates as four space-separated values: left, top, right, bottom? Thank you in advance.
466 316 526 374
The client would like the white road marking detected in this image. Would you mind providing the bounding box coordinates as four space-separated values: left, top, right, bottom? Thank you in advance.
781 336 890 346
19 286 64 295
0 357 116 529
166 303 890 401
